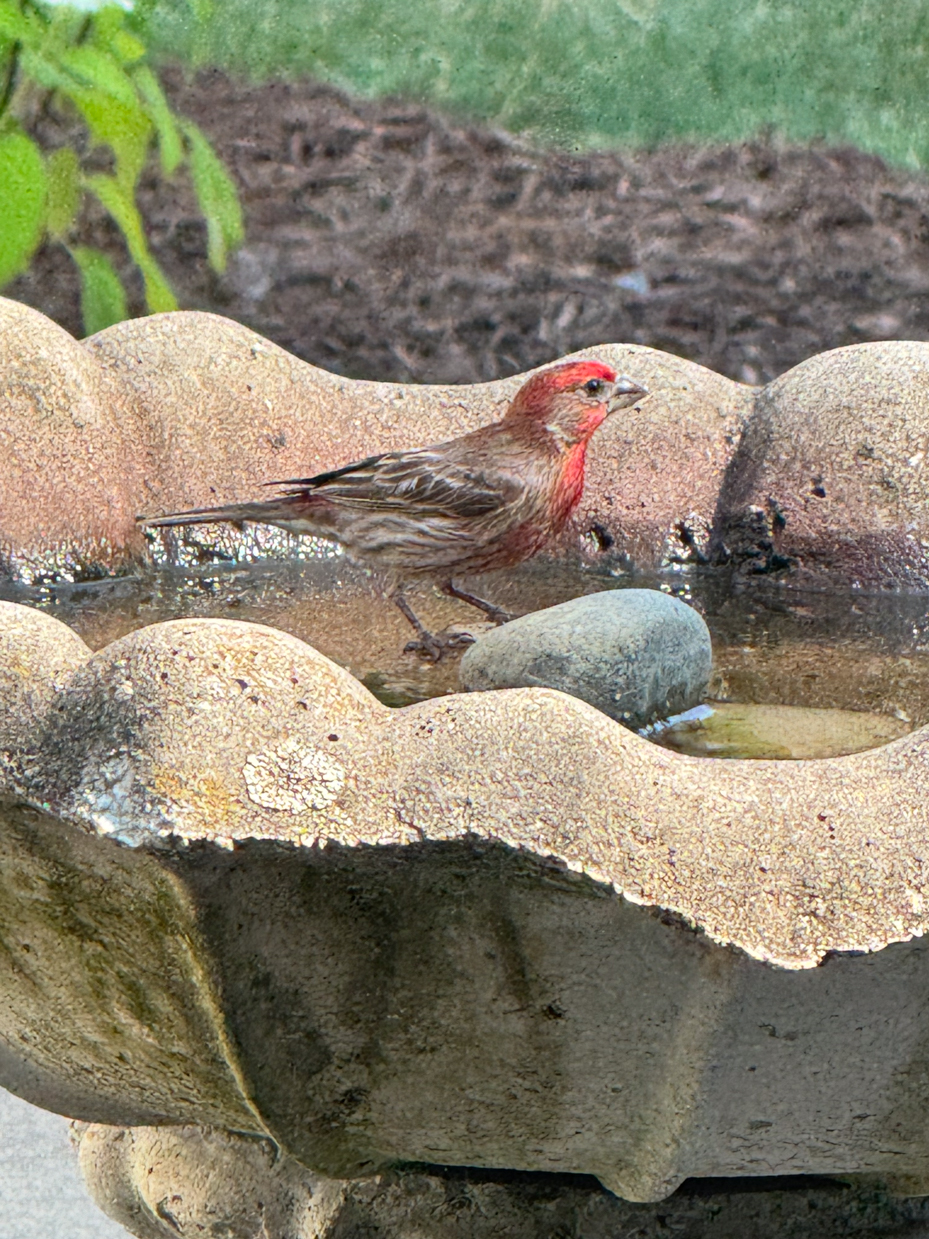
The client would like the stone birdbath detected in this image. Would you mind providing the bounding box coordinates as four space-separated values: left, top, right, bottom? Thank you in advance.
4 294 929 1235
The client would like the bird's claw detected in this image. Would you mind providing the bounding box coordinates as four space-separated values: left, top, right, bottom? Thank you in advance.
403 630 476 662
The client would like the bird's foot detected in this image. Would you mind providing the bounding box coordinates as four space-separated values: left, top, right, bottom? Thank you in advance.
403 629 476 662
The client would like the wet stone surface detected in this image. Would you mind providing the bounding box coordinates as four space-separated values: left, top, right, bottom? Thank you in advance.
459 588 713 728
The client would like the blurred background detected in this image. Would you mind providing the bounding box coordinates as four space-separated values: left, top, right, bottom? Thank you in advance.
4 0 929 387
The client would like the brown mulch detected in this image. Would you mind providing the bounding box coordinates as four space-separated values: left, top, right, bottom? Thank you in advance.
9 66 929 385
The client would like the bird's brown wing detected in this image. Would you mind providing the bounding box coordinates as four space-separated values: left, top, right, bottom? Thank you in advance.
270 442 527 521
139 439 533 543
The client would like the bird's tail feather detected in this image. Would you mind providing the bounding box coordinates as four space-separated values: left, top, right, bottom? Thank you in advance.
138 499 302 530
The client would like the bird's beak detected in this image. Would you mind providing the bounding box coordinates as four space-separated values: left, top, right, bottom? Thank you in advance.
608 376 649 412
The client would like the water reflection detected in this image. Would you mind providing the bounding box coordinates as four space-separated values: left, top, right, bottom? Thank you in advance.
3 557 927 753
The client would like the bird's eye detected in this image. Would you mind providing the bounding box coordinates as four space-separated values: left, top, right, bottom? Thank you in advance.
585 379 604 395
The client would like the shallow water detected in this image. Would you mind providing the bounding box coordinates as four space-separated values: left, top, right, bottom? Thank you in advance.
646 702 911 760
3 552 928 757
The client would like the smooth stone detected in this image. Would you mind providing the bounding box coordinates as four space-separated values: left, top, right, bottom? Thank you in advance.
459 588 713 728
649 701 911 760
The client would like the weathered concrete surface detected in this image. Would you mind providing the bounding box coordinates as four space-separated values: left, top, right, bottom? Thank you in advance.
0 600 91 747
5 604 928 970
0 798 263 1133
459 588 713 726
4 602 929 1199
0 300 151 581
77 1124 336 1239
712 341 929 586
75 1123 929 1239
9 801 929 1201
11 298 929 586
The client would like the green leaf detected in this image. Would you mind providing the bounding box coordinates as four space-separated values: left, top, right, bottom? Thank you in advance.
58 45 138 107
109 27 146 65
0 129 47 287
125 0 158 27
187 0 214 24
73 89 153 192
91 5 127 49
132 63 182 175
19 46 76 93
0 2 42 45
91 5 146 64
47 4 85 46
19 46 153 191
70 244 127 336
45 145 80 239
181 119 242 272
85 171 177 312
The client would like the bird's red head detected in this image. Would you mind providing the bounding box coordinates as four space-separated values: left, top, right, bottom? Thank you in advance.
505 360 647 446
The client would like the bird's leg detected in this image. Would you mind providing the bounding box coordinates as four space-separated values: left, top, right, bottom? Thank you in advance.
393 590 440 659
392 589 475 662
441 580 514 625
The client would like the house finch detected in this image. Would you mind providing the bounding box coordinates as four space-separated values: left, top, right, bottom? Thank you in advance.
140 360 648 659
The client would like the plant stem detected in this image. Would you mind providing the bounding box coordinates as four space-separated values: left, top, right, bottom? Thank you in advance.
0 41 21 122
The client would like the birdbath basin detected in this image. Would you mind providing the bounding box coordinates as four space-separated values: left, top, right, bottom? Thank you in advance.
4 298 929 1226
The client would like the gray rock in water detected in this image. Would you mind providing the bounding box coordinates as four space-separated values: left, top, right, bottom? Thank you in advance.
459 589 712 728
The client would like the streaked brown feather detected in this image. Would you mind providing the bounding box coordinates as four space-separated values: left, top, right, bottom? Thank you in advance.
139 360 647 585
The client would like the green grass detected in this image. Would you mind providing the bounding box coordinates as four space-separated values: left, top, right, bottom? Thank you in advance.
136 0 929 168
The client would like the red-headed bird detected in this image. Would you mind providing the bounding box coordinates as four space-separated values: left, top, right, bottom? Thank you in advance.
140 360 648 659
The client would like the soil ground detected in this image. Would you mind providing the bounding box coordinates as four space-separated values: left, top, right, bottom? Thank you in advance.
9 67 929 386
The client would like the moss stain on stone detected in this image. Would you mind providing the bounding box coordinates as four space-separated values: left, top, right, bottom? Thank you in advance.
0 798 261 1130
